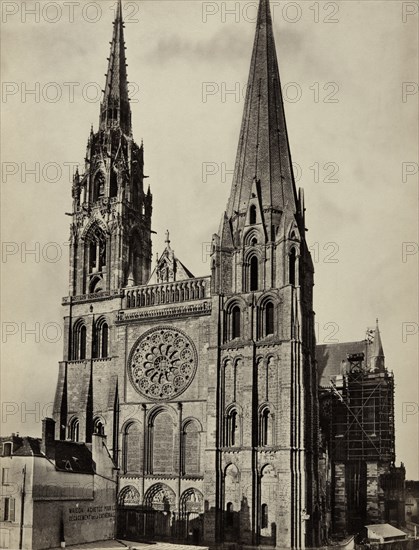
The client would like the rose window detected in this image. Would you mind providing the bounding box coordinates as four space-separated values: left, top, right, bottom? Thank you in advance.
128 327 197 399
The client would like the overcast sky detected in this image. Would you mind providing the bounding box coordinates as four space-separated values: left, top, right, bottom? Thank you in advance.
1 0 418 478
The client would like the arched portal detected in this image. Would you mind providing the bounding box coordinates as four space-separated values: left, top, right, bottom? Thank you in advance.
144 483 176 511
179 488 204 544
116 485 142 541
118 485 141 506
143 483 176 540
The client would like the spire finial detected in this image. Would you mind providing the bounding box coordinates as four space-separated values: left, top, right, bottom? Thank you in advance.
165 230 170 246
117 0 122 20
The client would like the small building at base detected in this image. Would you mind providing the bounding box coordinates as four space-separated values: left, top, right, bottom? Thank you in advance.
0 418 117 550
364 523 408 544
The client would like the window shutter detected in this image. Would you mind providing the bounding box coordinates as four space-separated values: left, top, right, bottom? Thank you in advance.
2 468 9 484
0 497 5 521
9 498 15 522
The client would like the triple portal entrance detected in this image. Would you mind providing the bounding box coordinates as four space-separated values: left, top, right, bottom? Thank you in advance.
117 483 204 544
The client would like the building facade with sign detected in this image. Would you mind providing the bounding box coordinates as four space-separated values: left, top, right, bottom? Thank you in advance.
51 0 320 547
0 419 116 550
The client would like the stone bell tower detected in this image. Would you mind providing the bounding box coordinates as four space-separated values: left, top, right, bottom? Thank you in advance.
54 0 153 447
209 0 320 546
69 0 152 297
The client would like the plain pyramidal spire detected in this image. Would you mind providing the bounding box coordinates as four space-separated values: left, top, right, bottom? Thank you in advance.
227 0 297 219
373 318 385 355
370 318 385 370
99 0 132 135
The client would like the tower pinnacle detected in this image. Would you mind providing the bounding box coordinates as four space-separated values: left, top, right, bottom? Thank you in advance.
226 0 297 220
371 318 385 371
99 0 131 135
69 0 152 295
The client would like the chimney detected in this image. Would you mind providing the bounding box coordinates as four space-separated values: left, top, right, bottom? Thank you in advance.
42 417 56 460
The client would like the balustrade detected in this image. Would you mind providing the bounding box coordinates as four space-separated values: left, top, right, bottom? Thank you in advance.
124 277 210 309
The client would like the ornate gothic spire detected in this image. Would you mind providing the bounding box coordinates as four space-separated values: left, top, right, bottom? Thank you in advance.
226 0 297 219
99 0 131 135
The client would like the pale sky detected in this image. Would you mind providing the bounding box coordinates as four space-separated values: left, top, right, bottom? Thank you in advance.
1 1 418 478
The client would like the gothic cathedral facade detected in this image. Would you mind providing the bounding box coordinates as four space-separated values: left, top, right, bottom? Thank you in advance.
53 0 321 547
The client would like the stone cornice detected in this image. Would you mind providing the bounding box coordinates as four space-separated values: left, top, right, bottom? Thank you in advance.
62 292 122 305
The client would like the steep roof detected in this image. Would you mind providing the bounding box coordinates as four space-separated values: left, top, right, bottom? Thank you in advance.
1 435 95 474
54 441 95 474
316 341 367 387
317 323 387 387
0 436 42 456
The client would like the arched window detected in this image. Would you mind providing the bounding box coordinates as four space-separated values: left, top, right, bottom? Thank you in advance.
93 318 109 359
123 421 142 473
265 301 274 336
260 408 272 446
89 240 97 271
79 325 87 359
225 409 239 447
86 225 107 293
110 167 118 198
69 418 80 442
231 306 241 340
93 172 105 203
250 255 259 291
224 360 237 404
151 411 174 474
101 323 109 357
93 417 105 436
72 321 87 360
129 230 143 286
261 503 269 529
249 204 257 225
289 248 296 286
182 420 200 475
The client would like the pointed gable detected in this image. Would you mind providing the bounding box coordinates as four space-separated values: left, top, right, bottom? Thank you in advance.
148 231 194 284
218 213 234 249
243 178 268 241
